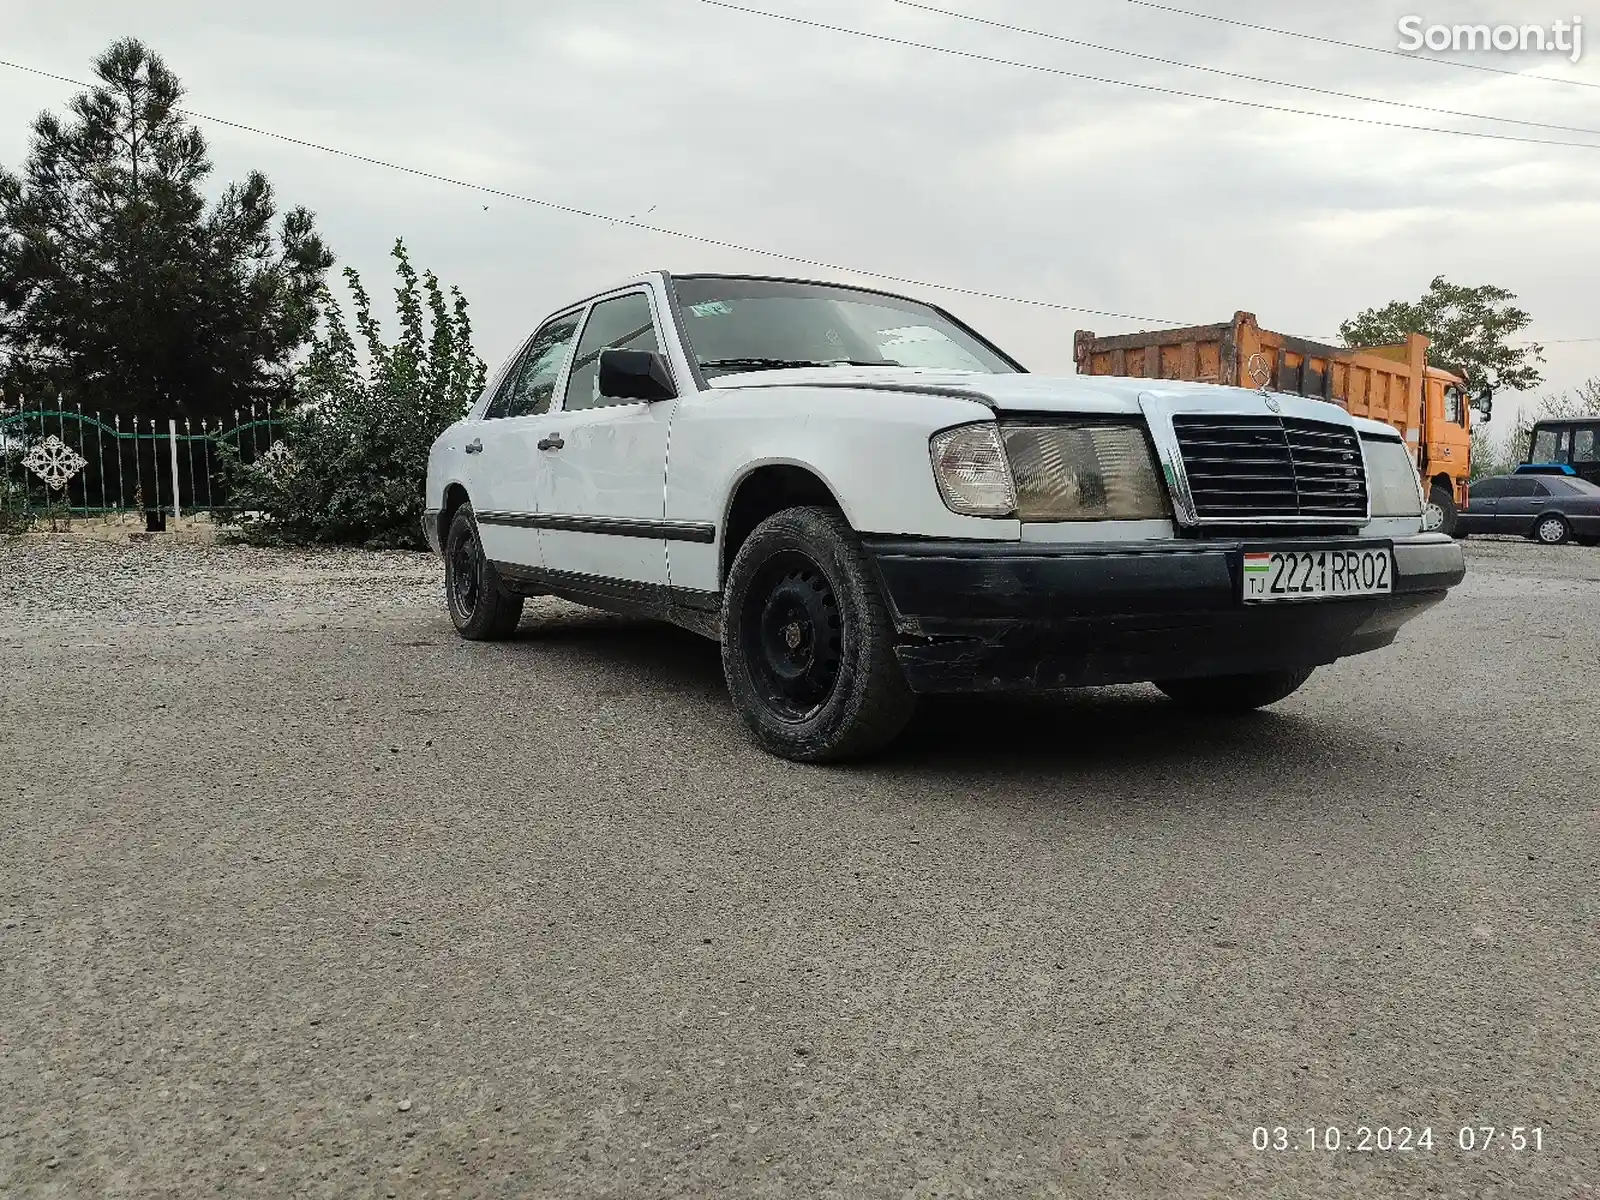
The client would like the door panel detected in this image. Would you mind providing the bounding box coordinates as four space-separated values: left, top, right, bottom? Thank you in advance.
533 290 677 585
1457 498 1495 534
533 402 675 584
473 421 543 569
472 309 583 569
1494 482 1546 533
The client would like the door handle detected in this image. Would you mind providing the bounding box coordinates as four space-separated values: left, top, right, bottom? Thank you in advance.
464 438 483 454
537 434 565 452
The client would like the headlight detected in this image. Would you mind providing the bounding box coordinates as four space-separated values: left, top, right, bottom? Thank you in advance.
1363 436 1424 517
929 423 1017 516
1001 423 1169 521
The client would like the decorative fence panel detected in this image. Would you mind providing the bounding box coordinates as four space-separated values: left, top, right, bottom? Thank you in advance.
0 401 285 524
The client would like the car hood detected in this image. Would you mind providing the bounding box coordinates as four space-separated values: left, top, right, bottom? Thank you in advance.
708 366 1354 422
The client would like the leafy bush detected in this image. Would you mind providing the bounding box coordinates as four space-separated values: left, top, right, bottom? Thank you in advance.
223 239 486 548
0 474 34 534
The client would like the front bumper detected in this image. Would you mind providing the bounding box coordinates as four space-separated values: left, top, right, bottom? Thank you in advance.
864 534 1465 695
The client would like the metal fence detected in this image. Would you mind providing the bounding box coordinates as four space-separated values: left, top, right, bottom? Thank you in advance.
0 400 285 524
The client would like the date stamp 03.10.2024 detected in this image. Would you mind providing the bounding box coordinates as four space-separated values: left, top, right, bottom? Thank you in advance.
1251 1125 1546 1154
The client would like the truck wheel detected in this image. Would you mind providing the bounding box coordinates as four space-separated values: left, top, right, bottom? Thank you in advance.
1154 668 1314 712
1534 514 1571 545
444 504 524 640
1426 486 1458 537
722 506 915 762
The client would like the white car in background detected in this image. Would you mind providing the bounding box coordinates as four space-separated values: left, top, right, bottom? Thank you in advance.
424 273 1465 761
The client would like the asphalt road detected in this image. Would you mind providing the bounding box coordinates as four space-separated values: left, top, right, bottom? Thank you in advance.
2 534 1597 1199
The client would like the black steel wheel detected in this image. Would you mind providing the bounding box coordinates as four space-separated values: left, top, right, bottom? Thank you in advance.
444 503 524 640
741 554 844 722
722 506 915 761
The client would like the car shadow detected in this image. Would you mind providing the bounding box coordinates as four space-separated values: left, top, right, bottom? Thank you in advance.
889 689 1335 773
499 610 1375 779
505 608 728 701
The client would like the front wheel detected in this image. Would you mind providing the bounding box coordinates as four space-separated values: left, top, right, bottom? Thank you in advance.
721 506 915 762
444 504 524 640
1534 514 1571 545
1425 485 1458 537
1154 667 1314 712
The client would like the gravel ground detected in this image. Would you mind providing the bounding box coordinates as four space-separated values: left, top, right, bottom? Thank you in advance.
2 533 1597 1199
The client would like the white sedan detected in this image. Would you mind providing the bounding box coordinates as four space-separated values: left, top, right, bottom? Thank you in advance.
424 273 1464 761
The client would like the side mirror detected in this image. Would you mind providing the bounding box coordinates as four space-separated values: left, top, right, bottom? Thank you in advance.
1471 382 1493 423
599 349 676 403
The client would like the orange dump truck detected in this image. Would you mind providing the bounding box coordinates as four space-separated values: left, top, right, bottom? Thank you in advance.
1073 311 1473 533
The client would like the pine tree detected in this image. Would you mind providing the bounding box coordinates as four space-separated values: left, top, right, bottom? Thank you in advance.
0 38 333 418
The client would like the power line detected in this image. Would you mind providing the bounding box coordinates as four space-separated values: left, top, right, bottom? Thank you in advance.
3 55 1592 349
703 1 1600 152
896 0 1600 138
1125 0 1600 92
0 56 1181 325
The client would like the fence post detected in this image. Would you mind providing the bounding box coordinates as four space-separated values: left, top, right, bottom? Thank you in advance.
168 419 182 520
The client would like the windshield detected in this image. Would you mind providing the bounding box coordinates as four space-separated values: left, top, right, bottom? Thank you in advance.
671 276 1022 379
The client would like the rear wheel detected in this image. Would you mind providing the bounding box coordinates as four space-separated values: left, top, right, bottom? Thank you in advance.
1425 485 1458 537
444 504 523 640
1534 514 1571 545
721 506 915 762
1154 667 1314 712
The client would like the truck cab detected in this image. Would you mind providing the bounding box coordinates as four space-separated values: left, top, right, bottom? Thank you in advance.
1525 419 1600 487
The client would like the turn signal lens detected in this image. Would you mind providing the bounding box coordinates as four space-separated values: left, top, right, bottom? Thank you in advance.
929 423 1017 517
1000 423 1168 521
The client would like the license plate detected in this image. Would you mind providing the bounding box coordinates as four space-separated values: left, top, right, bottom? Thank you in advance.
1242 547 1392 602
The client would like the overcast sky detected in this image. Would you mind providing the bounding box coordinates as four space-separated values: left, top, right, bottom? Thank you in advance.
3 0 1597 441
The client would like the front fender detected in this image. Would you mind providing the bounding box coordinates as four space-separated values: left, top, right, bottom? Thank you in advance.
664 385 1020 593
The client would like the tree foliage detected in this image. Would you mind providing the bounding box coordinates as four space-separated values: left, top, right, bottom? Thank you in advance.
1339 276 1544 395
223 239 487 548
0 38 333 418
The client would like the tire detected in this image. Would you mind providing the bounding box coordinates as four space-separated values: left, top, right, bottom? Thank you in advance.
444 504 524 640
1426 485 1458 537
721 506 915 762
1533 513 1571 545
1154 667 1315 712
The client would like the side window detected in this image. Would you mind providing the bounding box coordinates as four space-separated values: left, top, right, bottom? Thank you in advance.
1574 427 1598 464
503 312 582 418
1531 481 1551 497
1503 478 1540 499
1471 478 1506 500
1443 385 1465 425
1530 428 1559 461
482 347 528 420
563 293 663 413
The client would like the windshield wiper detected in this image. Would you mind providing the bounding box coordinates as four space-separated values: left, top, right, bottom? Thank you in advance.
700 357 903 373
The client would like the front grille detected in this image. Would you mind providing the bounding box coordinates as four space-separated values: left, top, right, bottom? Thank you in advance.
1172 415 1366 521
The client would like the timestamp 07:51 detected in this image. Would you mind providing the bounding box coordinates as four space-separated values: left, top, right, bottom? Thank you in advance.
1252 1126 1545 1152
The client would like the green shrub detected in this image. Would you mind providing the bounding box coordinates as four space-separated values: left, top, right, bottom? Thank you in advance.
221 239 486 548
0 474 34 534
